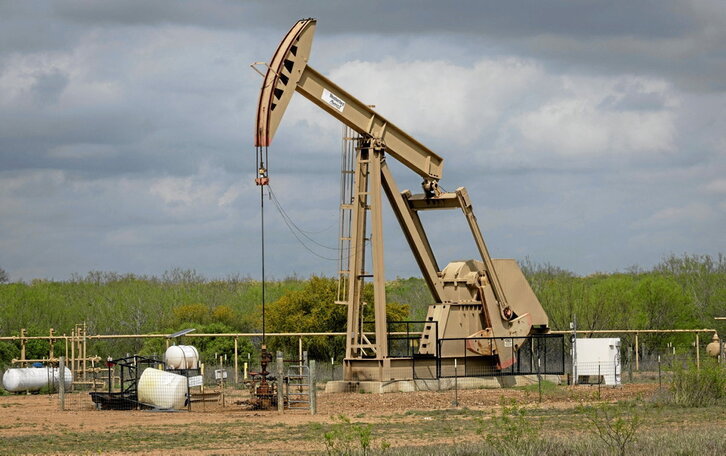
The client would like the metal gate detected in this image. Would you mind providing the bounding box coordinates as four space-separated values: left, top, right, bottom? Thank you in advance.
436 334 566 378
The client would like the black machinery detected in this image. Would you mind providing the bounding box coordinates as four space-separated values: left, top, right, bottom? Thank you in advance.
89 355 164 410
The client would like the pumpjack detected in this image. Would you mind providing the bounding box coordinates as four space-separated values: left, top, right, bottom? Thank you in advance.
254 19 549 381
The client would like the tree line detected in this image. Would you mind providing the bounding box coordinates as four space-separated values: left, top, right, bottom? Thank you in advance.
0 254 724 365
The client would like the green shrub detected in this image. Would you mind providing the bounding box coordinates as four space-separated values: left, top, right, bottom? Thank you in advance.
323 415 375 456
670 359 726 407
583 403 640 456
475 398 541 453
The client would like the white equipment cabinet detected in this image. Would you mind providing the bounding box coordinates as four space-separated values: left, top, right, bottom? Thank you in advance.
575 338 621 386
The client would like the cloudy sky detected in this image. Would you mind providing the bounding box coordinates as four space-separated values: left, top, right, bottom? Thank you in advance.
1 1 725 281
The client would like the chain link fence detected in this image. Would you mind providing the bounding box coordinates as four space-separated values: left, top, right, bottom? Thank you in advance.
2 331 721 409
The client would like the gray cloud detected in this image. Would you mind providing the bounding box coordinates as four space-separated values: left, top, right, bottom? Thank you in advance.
24 0 721 93
0 1 724 281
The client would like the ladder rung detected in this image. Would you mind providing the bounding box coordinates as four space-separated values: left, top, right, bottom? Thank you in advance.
334 300 349 305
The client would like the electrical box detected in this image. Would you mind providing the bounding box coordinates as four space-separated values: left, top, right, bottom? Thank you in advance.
214 369 228 380
575 338 621 385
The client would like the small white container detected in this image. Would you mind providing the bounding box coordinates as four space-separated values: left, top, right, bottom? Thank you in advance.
137 367 187 409
164 345 199 370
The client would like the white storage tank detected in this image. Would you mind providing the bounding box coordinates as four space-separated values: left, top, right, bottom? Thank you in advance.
137 367 187 409
575 338 621 385
164 345 199 370
2 367 73 393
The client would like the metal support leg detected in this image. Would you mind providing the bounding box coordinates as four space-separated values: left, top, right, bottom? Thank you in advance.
370 149 388 358
344 144 370 361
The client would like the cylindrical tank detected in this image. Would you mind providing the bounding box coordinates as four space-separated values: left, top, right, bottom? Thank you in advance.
164 345 199 369
2 367 73 393
706 333 721 358
137 367 187 409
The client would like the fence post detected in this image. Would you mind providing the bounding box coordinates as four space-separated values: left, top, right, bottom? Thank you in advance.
658 355 662 389
234 337 239 384
695 333 700 371
537 356 542 403
455 357 459 403
58 356 65 411
627 345 633 383
309 360 317 415
635 333 639 371
276 352 284 413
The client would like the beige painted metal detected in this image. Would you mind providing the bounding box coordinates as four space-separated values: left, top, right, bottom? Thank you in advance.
369 148 388 358
636 332 641 371
381 163 445 303
336 125 357 304
457 188 511 319
696 333 700 369
344 143 371 358
706 333 720 357
5 328 716 347
234 337 239 384
1 328 714 342
255 19 443 181
296 66 443 181
254 18 552 378
255 19 316 147
19 328 26 366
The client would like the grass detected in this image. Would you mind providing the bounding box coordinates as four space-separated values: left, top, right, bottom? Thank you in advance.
369 428 726 455
668 360 726 407
0 380 724 455
0 404 723 455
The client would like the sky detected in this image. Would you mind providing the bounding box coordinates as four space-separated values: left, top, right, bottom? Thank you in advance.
1 0 725 281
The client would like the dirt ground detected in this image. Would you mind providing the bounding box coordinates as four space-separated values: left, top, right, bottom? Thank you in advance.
0 383 666 455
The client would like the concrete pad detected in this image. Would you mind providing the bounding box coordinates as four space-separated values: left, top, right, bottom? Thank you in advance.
324 374 561 394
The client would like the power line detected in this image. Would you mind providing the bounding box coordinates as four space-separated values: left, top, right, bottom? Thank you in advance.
267 184 356 262
268 186 342 251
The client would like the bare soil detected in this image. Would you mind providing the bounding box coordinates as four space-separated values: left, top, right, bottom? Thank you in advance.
0 383 713 455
